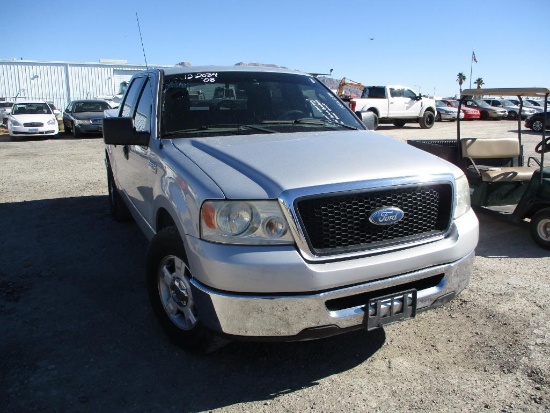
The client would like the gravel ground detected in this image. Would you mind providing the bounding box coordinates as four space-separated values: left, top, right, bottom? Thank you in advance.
0 120 548 412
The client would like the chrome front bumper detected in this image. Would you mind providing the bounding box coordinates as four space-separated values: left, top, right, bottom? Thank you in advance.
191 250 475 340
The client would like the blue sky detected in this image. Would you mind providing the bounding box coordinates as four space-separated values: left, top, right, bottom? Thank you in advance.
5 0 550 97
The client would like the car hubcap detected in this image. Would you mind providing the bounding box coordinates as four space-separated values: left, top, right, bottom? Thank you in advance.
533 121 543 132
157 255 197 330
537 218 550 241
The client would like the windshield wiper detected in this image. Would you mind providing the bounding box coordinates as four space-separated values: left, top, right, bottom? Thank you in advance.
162 124 277 138
262 118 358 130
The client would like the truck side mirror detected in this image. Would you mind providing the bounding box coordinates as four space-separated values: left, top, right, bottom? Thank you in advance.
357 111 377 130
103 117 150 146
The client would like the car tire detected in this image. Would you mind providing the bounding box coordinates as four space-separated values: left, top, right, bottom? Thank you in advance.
480 111 489 120
419 111 435 129
530 208 550 250
63 121 71 133
107 166 132 221
392 120 406 128
72 123 81 138
507 111 518 120
146 226 227 354
435 112 442 122
532 120 544 132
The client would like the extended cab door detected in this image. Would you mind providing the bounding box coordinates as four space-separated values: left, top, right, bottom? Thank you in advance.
110 75 156 224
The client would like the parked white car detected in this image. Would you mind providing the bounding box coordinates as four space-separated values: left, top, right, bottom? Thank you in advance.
8 101 59 140
436 100 464 121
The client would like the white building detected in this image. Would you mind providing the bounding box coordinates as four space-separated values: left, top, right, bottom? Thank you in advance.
0 59 173 110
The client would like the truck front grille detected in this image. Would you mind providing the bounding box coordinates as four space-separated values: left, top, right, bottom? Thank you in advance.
295 183 453 256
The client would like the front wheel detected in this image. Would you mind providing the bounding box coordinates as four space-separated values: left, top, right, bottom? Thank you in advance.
530 208 550 250
107 166 131 221
532 120 544 132
392 119 406 128
419 111 435 129
146 227 226 354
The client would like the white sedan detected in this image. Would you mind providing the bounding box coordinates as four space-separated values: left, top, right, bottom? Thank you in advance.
436 100 464 122
8 101 59 139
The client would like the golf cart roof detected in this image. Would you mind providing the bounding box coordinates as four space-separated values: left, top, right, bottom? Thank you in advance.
461 87 550 97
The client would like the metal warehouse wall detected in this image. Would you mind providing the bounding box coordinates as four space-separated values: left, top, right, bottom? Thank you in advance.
0 60 172 111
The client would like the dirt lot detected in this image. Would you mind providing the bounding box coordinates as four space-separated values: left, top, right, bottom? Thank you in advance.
0 121 549 412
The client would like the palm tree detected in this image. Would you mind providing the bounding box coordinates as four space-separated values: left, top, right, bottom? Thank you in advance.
475 78 484 89
456 72 466 92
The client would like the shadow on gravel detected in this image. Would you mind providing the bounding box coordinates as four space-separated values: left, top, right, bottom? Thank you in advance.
474 209 548 259
0 196 385 412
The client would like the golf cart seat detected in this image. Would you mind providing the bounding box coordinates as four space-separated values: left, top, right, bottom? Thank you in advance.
461 137 535 182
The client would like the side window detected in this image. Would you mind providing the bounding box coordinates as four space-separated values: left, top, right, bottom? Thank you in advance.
389 88 403 98
121 77 147 117
403 89 416 99
134 79 153 133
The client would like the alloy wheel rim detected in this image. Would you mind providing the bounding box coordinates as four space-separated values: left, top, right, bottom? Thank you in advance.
157 255 197 330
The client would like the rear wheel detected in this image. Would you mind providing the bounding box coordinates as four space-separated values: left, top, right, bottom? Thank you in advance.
392 120 406 128
146 227 227 354
530 208 550 250
507 111 518 120
419 111 435 129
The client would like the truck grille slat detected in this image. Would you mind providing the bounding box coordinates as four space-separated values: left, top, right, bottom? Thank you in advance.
295 184 453 256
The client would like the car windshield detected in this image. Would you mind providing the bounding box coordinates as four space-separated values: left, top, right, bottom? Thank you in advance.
469 100 492 109
0 102 13 108
74 101 111 113
161 71 365 137
436 100 450 107
12 103 52 115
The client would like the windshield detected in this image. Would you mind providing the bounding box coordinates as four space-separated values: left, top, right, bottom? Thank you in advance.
74 101 111 113
436 100 450 107
12 103 52 115
161 71 364 137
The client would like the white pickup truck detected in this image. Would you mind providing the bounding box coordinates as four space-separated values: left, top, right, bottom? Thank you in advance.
349 85 437 129
103 66 478 354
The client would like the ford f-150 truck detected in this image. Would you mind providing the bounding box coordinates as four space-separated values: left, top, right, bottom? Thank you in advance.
103 66 478 354
349 85 437 129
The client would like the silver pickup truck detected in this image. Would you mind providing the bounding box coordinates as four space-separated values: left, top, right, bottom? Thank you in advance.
103 66 479 354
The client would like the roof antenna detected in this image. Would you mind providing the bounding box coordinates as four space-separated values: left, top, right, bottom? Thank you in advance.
136 12 149 71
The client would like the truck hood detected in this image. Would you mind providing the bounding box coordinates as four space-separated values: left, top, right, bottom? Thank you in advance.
170 130 461 199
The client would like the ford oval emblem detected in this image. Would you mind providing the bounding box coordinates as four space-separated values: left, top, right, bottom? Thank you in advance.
369 207 405 226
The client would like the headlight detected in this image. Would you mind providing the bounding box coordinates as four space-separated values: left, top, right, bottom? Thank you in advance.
9 117 21 126
47 118 56 125
454 174 471 219
74 119 91 125
201 200 294 245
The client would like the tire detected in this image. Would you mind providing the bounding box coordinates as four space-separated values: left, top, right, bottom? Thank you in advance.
530 208 550 250
480 111 489 120
72 122 81 138
63 121 71 133
146 226 226 354
392 120 406 128
507 111 518 120
435 112 442 122
107 166 132 221
532 120 544 132
419 111 435 129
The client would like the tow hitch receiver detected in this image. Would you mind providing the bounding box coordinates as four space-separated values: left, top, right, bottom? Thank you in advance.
366 289 417 331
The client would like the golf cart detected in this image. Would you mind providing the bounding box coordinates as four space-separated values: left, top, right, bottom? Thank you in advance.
410 87 550 249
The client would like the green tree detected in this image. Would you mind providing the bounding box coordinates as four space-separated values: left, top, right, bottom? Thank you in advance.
475 78 484 89
456 72 466 93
